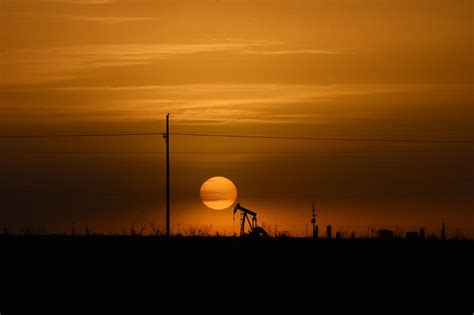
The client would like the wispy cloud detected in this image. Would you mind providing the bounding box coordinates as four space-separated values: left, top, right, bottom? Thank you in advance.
132 84 429 124
0 35 354 86
0 40 284 84
43 0 115 3
243 49 345 55
50 14 162 23
2 83 443 125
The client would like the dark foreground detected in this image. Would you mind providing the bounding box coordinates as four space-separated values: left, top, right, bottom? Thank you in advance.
1 236 473 311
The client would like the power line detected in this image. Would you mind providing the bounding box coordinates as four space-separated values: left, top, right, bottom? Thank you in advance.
0 131 473 144
171 132 474 144
1 149 474 155
0 132 162 138
0 113 140 117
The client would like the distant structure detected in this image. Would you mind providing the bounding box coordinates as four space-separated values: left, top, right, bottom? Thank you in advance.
378 229 394 240
441 220 447 240
405 231 418 240
71 222 76 236
311 201 318 239
335 232 341 240
419 227 425 240
326 225 332 239
350 232 355 239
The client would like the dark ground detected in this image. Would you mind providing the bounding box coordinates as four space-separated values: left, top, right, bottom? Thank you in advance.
0 236 473 311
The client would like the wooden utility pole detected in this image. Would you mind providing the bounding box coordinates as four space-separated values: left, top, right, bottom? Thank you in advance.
164 113 170 237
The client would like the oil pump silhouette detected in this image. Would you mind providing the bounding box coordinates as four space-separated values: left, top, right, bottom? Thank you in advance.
233 203 268 237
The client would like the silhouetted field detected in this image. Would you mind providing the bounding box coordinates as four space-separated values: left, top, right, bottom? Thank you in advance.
1 236 472 310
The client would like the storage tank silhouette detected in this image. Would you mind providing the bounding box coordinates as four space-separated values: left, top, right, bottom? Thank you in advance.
326 225 332 239
378 229 393 240
405 231 418 240
419 228 425 240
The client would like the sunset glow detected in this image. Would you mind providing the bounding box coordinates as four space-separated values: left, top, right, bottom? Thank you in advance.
0 0 472 237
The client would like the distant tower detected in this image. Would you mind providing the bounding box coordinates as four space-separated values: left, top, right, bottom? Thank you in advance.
311 201 318 239
419 227 425 240
326 225 332 239
441 220 446 240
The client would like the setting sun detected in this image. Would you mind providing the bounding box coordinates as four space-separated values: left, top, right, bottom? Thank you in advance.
200 176 238 210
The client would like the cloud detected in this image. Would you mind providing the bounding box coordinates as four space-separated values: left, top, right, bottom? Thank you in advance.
50 14 162 23
2 83 448 125
243 49 345 55
0 40 279 84
43 0 115 3
137 84 436 124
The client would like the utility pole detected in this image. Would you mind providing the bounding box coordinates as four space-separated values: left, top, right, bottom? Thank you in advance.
163 113 170 237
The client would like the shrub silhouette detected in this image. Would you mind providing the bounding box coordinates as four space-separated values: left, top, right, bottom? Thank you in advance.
183 225 212 237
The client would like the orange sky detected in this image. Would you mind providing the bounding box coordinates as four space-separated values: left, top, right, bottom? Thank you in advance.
1 0 473 237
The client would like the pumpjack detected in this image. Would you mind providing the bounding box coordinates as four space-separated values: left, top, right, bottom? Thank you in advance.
233 203 268 237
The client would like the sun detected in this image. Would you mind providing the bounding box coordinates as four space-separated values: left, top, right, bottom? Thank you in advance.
200 176 238 210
